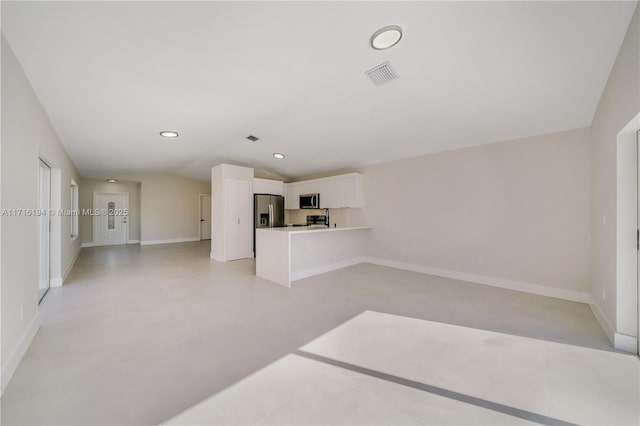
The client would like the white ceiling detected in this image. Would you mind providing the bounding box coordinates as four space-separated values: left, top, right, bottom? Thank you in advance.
2 1 636 181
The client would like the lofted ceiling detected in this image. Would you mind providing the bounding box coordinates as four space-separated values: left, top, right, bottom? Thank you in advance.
2 1 636 181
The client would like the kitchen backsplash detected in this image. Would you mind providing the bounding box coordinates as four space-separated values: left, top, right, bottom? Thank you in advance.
284 208 365 228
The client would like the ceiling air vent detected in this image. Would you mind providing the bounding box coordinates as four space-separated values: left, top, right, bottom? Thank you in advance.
365 61 399 87
246 135 259 142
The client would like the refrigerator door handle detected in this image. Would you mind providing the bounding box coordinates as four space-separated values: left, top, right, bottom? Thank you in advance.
268 204 273 227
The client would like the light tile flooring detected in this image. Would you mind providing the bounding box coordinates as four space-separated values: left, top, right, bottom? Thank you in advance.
1 241 638 425
167 312 640 425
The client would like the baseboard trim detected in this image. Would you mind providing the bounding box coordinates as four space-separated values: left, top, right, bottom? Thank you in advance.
291 257 366 282
614 333 638 353
50 276 63 288
364 257 592 304
83 240 140 248
588 300 638 353
50 248 83 287
140 237 200 246
1 312 40 394
210 252 225 262
589 301 615 345
63 248 81 281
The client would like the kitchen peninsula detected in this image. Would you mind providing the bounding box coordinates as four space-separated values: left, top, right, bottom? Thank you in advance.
256 226 371 287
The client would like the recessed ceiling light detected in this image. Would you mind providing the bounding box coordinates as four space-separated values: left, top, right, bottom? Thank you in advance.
107 179 118 183
273 153 285 159
159 131 179 138
371 25 403 50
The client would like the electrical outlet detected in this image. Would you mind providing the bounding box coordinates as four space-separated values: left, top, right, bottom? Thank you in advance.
20 304 24 321
602 216 607 225
602 289 607 300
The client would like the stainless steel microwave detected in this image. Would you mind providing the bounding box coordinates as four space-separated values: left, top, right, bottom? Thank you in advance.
300 193 320 209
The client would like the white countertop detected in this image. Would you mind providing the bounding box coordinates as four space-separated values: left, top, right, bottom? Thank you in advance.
256 226 371 235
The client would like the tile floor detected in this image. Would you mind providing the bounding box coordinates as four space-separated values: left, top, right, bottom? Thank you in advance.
1 241 637 425
167 312 639 425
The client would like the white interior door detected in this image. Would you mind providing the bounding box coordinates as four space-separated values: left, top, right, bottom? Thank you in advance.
93 192 128 246
200 194 212 240
38 160 50 303
237 182 251 257
225 180 251 261
226 181 239 260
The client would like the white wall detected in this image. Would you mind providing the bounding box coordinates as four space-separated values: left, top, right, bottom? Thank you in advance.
590 4 639 344
254 169 287 181
362 127 592 300
80 179 141 243
1 36 82 391
82 174 210 245
138 175 210 243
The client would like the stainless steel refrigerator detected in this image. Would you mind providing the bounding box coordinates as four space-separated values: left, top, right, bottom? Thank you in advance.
254 194 285 255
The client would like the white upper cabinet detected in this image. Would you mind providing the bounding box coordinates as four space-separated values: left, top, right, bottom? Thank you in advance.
285 173 364 209
253 178 284 196
285 184 302 209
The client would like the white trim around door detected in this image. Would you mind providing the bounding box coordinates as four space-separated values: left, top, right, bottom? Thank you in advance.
199 193 212 240
38 159 51 303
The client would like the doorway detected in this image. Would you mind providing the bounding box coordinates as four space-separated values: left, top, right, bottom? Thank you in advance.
93 192 129 246
637 128 640 356
199 194 211 240
38 159 51 303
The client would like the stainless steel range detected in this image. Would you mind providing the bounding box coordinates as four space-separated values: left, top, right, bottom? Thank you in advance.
306 214 329 227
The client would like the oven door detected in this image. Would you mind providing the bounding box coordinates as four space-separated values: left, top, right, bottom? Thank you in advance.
300 194 320 209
